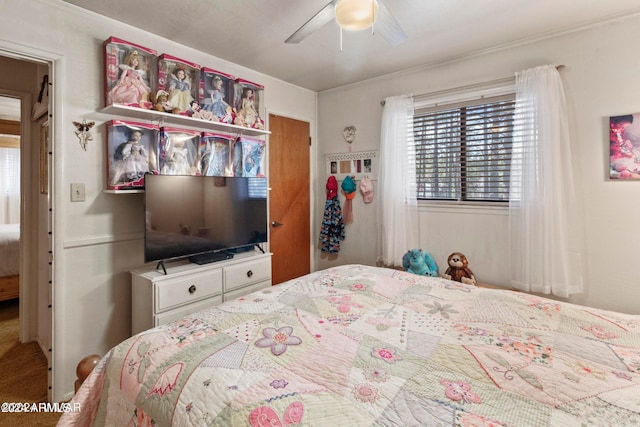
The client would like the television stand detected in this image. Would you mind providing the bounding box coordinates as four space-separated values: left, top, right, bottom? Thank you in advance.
188 251 234 265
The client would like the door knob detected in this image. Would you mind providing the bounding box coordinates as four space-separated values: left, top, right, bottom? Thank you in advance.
271 221 283 227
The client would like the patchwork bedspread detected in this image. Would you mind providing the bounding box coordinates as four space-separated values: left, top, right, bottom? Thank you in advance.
61 264 640 426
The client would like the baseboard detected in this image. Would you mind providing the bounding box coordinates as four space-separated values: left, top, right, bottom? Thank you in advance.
36 337 50 364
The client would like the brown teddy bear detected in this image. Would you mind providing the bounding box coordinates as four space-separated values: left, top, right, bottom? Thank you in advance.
443 252 476 285
152 90 179 114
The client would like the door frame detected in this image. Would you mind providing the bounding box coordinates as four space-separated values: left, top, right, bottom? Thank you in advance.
265 110 317 274
0 40 59 401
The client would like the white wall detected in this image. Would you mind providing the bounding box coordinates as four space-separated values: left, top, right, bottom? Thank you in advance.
0 0 317 401
316 14 640 315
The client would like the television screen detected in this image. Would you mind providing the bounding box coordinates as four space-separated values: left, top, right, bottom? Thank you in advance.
144 174 267 263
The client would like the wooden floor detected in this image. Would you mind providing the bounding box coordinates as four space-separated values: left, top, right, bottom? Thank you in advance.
0 299 61 426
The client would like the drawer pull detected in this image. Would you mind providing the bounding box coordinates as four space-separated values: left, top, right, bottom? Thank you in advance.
188 285 197 294
247 270 253 278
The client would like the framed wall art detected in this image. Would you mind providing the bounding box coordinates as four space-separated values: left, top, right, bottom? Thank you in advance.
609 112 640 179
325 150 377 181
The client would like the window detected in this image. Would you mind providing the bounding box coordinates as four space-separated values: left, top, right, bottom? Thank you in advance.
247 177 268 199
413 94 515 202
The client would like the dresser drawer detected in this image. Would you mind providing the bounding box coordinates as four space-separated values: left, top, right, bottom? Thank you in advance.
155 269 222 312
155 295 222 327
224 280 271 302
224 257 271 292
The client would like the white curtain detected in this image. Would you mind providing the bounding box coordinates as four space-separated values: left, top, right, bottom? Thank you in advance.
378 94 417 267
509 64 583 297
0 147 20 224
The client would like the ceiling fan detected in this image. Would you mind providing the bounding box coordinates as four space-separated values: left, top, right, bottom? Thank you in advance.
285 0 407 47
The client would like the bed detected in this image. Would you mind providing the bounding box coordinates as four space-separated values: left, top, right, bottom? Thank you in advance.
0 223 19 301
61 264 640 426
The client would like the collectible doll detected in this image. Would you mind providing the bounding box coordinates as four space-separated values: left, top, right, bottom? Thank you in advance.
167 67 193 113
201 75 232 122
107 50 151 107
160 138 192 175
201 140 231 176
110 129 150 185
234 87 264 129
242 139 265 177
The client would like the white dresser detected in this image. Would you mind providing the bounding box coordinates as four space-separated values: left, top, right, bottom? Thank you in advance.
131 252 272 334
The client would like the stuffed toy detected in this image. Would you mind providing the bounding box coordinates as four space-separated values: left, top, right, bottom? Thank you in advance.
443 252 477 285
402 249 438 277
152 90 179 114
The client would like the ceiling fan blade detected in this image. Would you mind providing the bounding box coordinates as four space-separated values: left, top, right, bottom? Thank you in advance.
285 1 337 44
376 0 407 46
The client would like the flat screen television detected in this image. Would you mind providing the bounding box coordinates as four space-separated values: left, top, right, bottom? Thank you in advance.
144 174 268 264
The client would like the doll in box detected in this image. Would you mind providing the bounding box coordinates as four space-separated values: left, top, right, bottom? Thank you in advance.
110 129 150 185
167 67 194 113
234 87 264 129
160 138 192 175
201 75 232 123
200 138 231 177
241 138 265 177
107 50 151 108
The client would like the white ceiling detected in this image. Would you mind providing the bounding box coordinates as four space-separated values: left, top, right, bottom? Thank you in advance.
56 1 640 92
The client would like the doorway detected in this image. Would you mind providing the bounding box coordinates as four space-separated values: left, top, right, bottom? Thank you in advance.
268 114 311 284
0 53 53 401
0 95 21 301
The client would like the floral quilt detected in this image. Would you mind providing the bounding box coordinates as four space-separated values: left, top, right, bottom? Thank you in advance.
60 264 640 426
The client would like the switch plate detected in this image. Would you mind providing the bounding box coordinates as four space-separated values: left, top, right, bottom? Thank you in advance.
70 183 85 202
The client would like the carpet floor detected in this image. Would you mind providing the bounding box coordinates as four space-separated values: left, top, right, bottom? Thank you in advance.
0 299 61 426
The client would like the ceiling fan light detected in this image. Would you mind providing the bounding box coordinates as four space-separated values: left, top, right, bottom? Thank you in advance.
335 0 379 31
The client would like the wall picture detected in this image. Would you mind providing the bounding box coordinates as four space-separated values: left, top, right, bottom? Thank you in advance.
325 150 377 181
610 113 640 179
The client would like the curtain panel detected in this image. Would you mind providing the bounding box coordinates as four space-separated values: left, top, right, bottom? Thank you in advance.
0 147 20 224
509 65 583 297
378 94 417 267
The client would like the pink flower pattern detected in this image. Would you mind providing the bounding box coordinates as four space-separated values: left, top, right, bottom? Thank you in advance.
456 412 506 427
352 282 368 291
440 379 481 404
326 295 364 313
353 383 380 403
248 401 304 427
371 347 402 364
581 324 619 340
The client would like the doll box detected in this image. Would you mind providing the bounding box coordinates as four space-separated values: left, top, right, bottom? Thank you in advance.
106 120 159 190
233 78 265 130
157 54 201 115
158 127 201 176
104 37 157 110
199 132 235 177
199 68 235 124
234 136 266 177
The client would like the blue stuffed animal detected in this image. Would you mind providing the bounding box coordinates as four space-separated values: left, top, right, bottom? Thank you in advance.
402 249 439 276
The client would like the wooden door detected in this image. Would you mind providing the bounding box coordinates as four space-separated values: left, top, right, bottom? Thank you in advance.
268 114 310 285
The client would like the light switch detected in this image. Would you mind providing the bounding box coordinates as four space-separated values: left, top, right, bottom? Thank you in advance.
70 183 85 202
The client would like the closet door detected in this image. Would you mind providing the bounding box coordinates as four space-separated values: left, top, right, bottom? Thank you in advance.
268 114 310 285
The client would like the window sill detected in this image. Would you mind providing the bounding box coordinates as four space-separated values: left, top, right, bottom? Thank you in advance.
416 200 508 216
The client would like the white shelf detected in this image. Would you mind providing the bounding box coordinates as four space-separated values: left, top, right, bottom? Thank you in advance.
103 189 144 194
101 104 270 137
